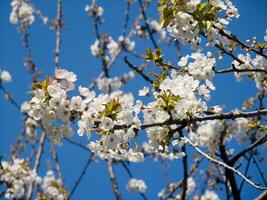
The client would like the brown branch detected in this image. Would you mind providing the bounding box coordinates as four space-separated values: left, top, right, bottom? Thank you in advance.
214 25 267 59
107 159 123 200
54 0 63 69
140 109 267 130
163 157 203 200
255 191 267 200
26 132 46 200
50 143 64 184
124 56 153 84
121 162 148 200
179 131 188 200
219 142 241 200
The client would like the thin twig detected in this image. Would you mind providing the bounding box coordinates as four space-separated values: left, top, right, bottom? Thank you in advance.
251 154 267 186
121 162 148 200
64 138 91 152
0 83 21 111
186 137 267 190
230 134 267 165
214 25 267 59
68 154 94 200
163 157 203 200
138 0 158 49
238 154 252 193
215 67 267 74
124 56 153 84
122 1 131 37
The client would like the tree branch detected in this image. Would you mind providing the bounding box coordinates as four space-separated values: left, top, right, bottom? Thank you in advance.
107 159 122 200
186 137 267 190
26 132 46 200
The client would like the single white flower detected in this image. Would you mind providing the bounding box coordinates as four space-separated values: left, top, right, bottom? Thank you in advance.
138 86 149 96
0 70 12 83
99 117 114 131
127 178 147 193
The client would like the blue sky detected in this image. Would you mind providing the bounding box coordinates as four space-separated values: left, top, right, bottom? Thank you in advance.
0 0 267 199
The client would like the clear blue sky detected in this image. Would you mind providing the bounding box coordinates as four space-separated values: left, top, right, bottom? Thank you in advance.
0 0 267 199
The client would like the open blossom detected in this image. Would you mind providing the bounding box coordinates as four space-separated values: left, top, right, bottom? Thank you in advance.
55 69 77 82
99 117 114 131
186 52 216 80
90 40 101 56
127 178 147 193
0 70 12 83
70 96 83 111
138 86 149 96
107 37 120 58
201 190 220 200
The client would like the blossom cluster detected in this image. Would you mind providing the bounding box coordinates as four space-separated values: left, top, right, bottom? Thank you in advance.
0 158 68 200
90 36 135 60
21 69 77 145
10 0 35 25
160 0 239 47
0 158 41 199
233 54 267 90
20 61 220 161
188 115 264 152
96 70 135 93
37 171 68 200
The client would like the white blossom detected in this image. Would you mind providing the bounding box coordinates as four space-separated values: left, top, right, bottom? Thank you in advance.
201 190 220 200
127 178 147 193
0 70 12 83
0 158 41 199
99 117 114 131
138 86 149 96
38 170 68 200
10 0 35 25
